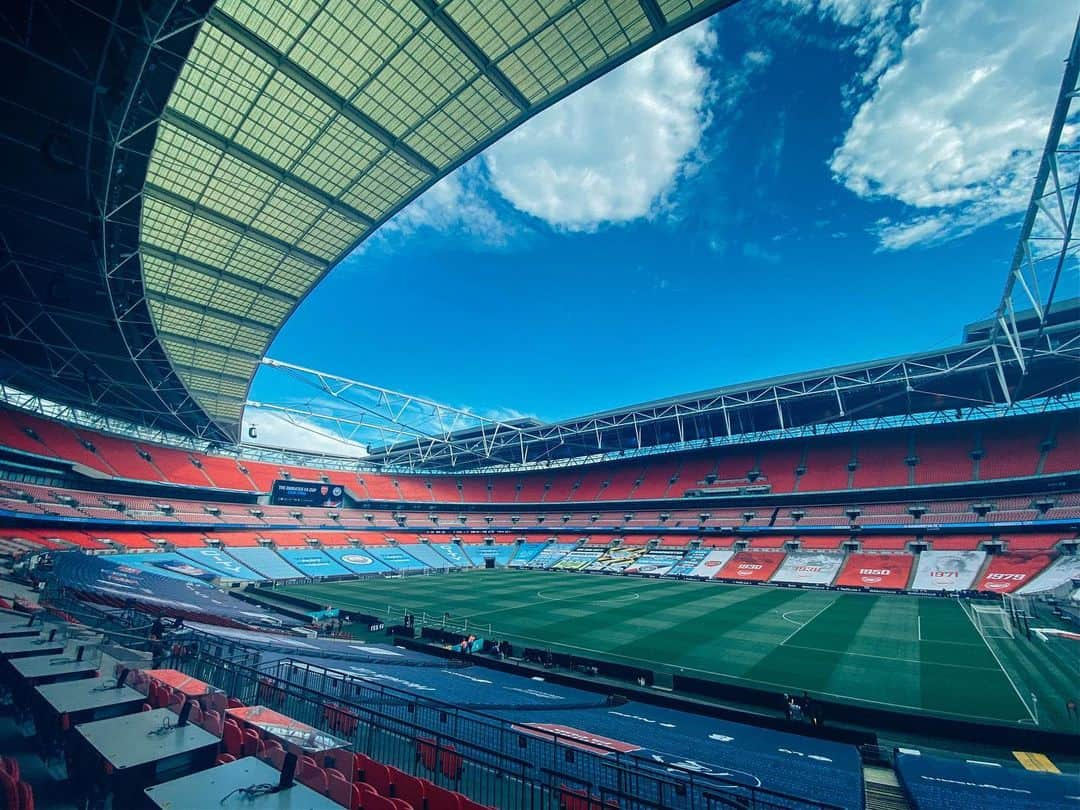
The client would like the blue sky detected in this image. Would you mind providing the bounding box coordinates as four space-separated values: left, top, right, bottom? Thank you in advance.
247 0 1077 451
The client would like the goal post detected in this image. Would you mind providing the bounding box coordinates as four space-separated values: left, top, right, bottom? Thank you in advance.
971 603 1014 639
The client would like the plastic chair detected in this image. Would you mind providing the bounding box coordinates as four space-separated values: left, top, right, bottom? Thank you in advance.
363 762 393 797
269 746 287 771
328 769 353 806
202 708 223 736
215 753 236 766
415 737 437 772
559 786 618 810
389 800 413 810
1 757 20 781
421 780 462 810
187 702 204 726
389 769 425 809
16 780 33 810
262 739 285 763
167 691 184 714
222 721 244 758
0 771 17 810
439 745 463 781
242 728 260 758
353 752 373 782
140 703 152 713
226 697 245 709
209 691 228 713
300 764 329 795
360 795 396 810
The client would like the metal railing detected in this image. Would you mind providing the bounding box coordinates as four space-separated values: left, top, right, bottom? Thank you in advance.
168 632 844 810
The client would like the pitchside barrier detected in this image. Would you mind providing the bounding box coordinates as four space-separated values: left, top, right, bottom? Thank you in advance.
670 672 1079 754
166 633 842 810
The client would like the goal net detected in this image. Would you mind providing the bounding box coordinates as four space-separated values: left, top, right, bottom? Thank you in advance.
971 604 1014 639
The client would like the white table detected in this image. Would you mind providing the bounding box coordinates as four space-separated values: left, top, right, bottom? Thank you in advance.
145 757 342 809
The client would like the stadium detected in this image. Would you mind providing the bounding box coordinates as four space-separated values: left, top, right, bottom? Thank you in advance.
0 0 1078 808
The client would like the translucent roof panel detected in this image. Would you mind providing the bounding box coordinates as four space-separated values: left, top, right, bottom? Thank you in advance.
140 0 733 432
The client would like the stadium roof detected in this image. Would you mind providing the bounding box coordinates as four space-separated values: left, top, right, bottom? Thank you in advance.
0 0 737 443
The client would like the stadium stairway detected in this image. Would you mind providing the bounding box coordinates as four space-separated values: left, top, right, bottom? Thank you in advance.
863 766 911 810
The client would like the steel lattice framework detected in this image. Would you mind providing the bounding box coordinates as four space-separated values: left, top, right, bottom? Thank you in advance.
986 16 1080 404
257 326 1080 470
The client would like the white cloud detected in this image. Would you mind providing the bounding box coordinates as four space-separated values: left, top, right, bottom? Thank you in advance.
482 21 722 231
824 0 1076 249
241 405 369 457
374 163 519 248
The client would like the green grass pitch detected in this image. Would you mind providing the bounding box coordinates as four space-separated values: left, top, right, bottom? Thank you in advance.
273 569 1078 731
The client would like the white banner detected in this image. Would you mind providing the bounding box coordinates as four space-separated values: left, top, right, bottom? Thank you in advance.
687 549 735 579
1018 555 1080 594
910 550 986 591
771 552 844 585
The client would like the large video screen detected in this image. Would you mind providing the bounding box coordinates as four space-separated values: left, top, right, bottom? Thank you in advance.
270 480 345 508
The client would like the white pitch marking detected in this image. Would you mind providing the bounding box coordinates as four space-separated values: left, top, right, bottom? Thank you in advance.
464 628 1030 725
779 609 819 627
781 644 1001 671
777 599 835 646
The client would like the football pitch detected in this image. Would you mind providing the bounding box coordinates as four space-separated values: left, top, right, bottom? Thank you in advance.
274 570 1078 731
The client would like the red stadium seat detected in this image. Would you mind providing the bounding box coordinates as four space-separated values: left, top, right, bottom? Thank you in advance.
420 780 462 810
353 752 373 782
560 785 618 810
347 784 366 809
222 720 244 758
215 754 236 766
439 746 463 781
16 781 34 810
389 768 425 808
415 737 438 772
201 709 223 736
0 771 17 810
361 795 397 810
242 728 260 757
300 763 329 795
363 762 394 797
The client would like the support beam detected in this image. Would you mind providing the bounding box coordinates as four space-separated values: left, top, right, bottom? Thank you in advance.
148 290 275 332
637 0 667 32
207 8 439 176
157 332 263 362
161 110 376 228
411 0 530 111
140 244 298 305
169 363 253 387
143 183 328 268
